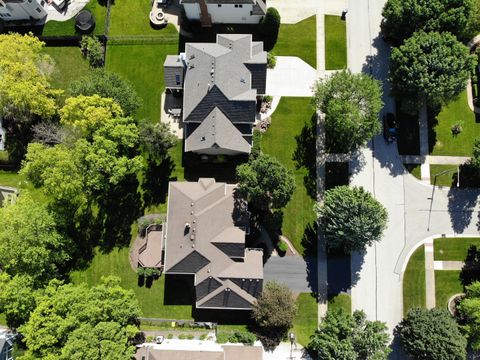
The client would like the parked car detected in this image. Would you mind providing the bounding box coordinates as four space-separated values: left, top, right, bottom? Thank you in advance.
383 112 397 143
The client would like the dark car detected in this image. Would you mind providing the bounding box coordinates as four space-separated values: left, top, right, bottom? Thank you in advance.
383 112 397 143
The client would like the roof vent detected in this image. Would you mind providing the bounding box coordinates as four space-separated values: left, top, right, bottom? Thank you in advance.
201 136 206 141
191 202 194 207
190 54 195 60
190 234 195 241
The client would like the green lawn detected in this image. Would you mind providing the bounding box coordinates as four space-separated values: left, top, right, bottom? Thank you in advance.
430 91 480 156
274 16 316 68
434 237 480 261
0 313 5 326
42 0 107 36
328 293 351 313
70 246 193 319
292 293 317 346
109 0 178 37
106 43 178 122
430 164 459 187
435 270 463 310
43 46 91 101
324 15 347 70
0 170 48 205
403 245 426 315
404 164 421 180
261 98 317 254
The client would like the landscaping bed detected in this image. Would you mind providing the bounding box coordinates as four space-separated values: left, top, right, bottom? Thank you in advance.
324 15 347 70
261 97 317 254
403 245 426 315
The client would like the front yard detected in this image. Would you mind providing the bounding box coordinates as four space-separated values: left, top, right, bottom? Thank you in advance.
261 97 317 254
292 293 317 346
324 15 347 70
403 245 426 315
430 91 479 156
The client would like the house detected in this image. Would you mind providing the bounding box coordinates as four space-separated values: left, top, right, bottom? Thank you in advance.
0 0 47 21
135 341 263 360
180 0 266 26
0 330 15 360
164 34 267 156
164 178 263 310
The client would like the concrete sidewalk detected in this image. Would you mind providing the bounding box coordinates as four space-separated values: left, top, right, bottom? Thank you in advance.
424 240 436 309
401 155 470 165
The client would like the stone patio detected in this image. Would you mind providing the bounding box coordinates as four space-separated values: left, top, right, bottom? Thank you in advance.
46 0 88 22
160 92 183 139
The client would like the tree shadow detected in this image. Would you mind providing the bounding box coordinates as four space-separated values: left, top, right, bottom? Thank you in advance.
325 162 350 190
327 251 351 296
96 174 144 252
427 106 440 154
183 152 246 183
459 163 480 188
142 156 175 208
447 186 480 233
293 113 317 200
301 222 318 295
460 245 480 288
350 250 366 288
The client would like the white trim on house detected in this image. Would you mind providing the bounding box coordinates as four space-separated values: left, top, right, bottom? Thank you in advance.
181 1 263 24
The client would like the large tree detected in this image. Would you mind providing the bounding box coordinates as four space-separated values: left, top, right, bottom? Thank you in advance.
251 281 297 348
19 276 140 359
138 120 177 161
471 138 480 171
381 0 474 43
397 308 467 360
69 69 142 116
315 186 388 253
0 33 60 121
390 31 475 108
0 273 38 329
0 194 70 285
309 309 391 360
458 281 480 350
236 154 295 211
313 70 383 153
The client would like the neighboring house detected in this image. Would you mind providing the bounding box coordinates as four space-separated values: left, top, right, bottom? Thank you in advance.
0 186 18 207
164 34 267 156
0 330 14 360
164 178 263 310
180 0 266 26
0 0 47 21
135 342 263 360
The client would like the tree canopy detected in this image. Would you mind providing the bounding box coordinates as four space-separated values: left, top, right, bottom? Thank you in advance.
389 31 474 108
315 186 388 253
252 281 297 349
0 33 61 121
309 309 391 360
458 281 480 350
19 276 140 359
396 308 467 360
138 120 177 161
69 69 142 116
0 194 70 285
313 70 383 153
471 138 480 171
381 0 474 43
236 154 295 211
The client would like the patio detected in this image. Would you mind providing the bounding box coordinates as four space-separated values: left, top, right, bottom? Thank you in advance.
45 0 89 22
160 91 183 139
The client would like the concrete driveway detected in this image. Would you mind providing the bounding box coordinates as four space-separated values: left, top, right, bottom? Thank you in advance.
264 256 317 293
267 0 317 24
266 57 317 97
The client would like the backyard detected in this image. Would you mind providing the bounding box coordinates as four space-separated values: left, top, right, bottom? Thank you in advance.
429 91 479 156
324 15 347 70
261 97 317 254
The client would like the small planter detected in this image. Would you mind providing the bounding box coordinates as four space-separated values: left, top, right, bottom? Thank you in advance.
276 240 288 257
448 293 465 317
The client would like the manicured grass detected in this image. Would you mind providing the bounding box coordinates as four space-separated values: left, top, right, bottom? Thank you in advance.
42 46 90 101
430 164 459 187
292 293 317 346
261 98 317 254
435 270 463 310
42 0 107 36
430 91 480 156
403 245 426 315
106 43 178 122
324 15 347 70
328 293 351 313
434 237 480 261
404 164 421 180
274 16 316 68
109 0 178 36
0 313 5 326
70 246 193 319
0 170 48 205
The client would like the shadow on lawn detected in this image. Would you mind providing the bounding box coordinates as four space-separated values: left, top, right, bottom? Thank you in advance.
447 186 480 233
460 245 480 288
142 156 176 207
293 113 317 200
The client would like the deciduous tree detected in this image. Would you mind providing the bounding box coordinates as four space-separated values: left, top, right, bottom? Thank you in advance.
390 31 474 109
236 154 295 211
313 70 383 153
138 120 176 161
0 194 70 285
458 281 480 350
396 308 467 360
315 186 388 253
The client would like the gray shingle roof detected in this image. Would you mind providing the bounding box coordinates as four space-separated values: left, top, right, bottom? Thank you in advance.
164 179 263 310
185 107 251 154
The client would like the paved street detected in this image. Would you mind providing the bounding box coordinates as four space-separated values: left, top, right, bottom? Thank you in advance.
264 256 317 293
346 0 480 350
